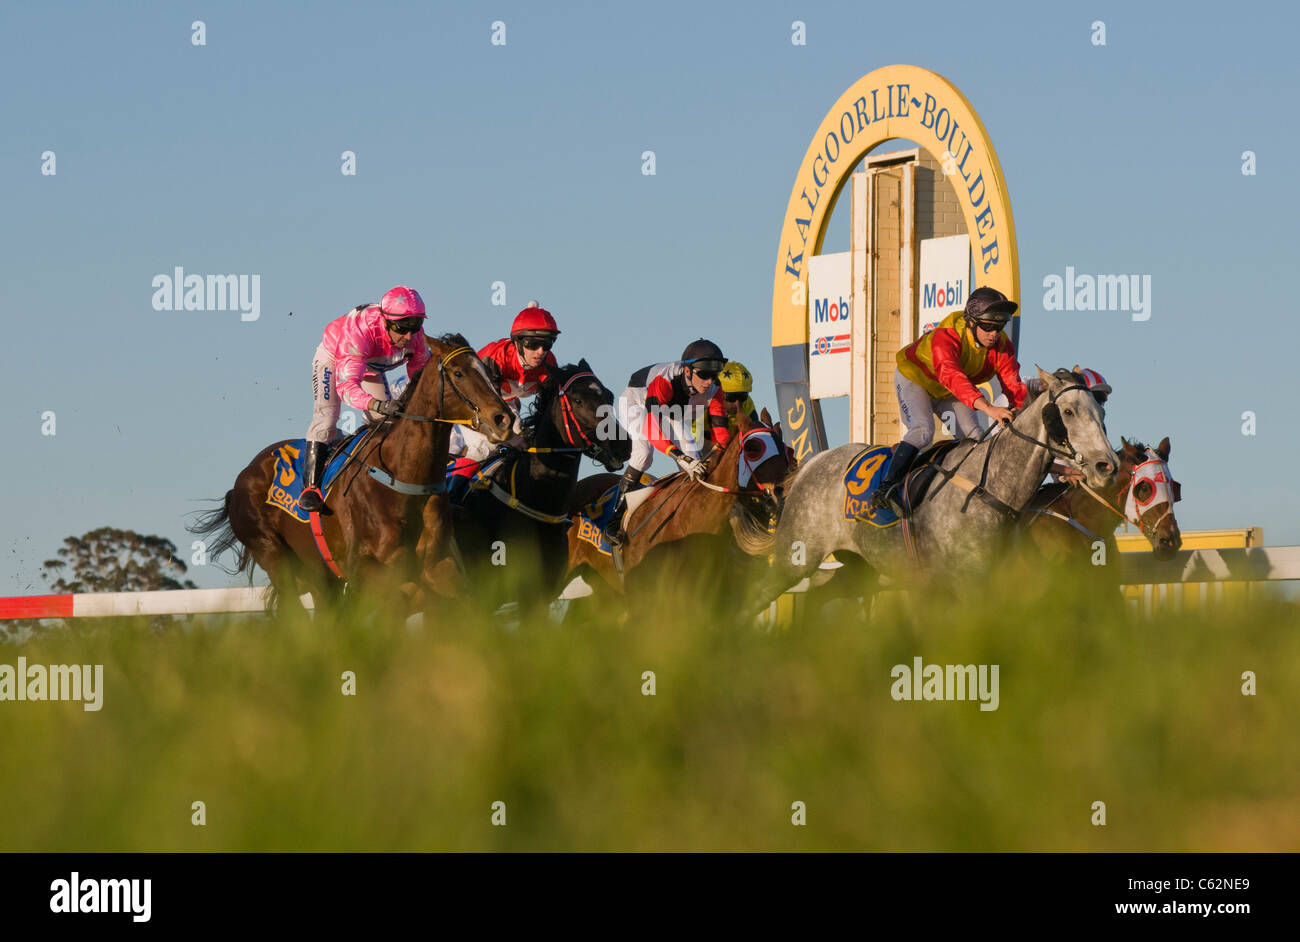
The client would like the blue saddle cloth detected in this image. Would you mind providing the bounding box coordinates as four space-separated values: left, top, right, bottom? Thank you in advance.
266 431 371 522
572 481 635 557
841 445 900 527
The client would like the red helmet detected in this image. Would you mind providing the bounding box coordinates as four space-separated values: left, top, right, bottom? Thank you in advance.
510 300 560 340
379 285 427 320
1074 366 1112 401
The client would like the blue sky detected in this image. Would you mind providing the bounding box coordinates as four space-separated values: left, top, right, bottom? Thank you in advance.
3 1 1296 594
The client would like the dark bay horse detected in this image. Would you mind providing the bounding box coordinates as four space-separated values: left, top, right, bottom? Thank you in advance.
190 334 512 611
565 411 792 611
431 360 630 615
1023 436 1182 563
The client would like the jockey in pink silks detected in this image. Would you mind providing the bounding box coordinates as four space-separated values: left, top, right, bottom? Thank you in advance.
299 286 431 512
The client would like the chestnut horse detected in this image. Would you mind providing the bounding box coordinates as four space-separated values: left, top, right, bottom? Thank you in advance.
190 333 512 611
1022 436 1182 562
565 411 792 611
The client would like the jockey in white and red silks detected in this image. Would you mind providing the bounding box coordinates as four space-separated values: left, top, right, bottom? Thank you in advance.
604 338 731 542
299 285 431 513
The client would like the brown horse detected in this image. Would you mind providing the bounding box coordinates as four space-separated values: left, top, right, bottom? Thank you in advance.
1022 436 1182 564
190 334 512 611
565 411 792 611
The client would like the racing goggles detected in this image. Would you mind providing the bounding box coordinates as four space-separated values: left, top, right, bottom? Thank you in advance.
389 318 424 335
689 358 726 379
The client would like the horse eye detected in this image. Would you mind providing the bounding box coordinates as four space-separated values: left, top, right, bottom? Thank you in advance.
454 370 464 379
1134 481 1153 502
1063 408 1073 417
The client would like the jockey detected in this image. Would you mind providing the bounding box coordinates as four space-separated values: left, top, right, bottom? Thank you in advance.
868 286 1028 513
691 360 760 446
300 286 430 513
607 339 731 536
449 300 560 462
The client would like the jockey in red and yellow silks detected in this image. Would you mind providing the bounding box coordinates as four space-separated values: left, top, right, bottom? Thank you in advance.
870 286 1028 513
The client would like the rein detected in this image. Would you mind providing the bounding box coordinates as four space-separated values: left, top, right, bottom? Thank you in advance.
384 346 483 426
1030 452 1175 544
464 369 612 524
928 383 1093 521
333 344 490 499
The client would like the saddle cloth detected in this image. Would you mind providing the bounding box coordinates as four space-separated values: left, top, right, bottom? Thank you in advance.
266 430 371 522
841 439 968 525
573 473 658 556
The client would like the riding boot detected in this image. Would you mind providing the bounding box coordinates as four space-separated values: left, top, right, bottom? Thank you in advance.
298 441 328 513
868 441 920 513
603 468 640 545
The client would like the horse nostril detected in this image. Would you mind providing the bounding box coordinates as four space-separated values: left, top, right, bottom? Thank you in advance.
494 413 511 428
1097 461 1114 474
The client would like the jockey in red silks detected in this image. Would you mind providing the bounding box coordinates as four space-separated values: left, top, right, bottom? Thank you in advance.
450 300 561 461
869 286 1029 513
606 339 731 539
299 286 430 513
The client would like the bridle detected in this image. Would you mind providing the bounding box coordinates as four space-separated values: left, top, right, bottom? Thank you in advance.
381 346 486 427
627 427 786 545
1025 447 1180 544
993 383 1093 465
332 344 496 500
929 383 1098 521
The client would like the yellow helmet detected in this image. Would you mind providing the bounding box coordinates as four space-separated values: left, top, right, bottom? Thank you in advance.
718 361 753 395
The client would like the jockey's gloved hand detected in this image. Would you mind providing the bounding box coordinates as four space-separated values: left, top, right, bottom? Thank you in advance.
370 398 401 417
669 447 705 480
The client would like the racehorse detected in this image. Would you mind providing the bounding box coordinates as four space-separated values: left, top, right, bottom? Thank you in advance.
431 361 631 615
190 334 512 611
748 367 1119 617
1023 436 1182 562
565 410 791 611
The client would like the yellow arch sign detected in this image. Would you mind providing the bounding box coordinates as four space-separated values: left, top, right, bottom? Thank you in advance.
771 64 1019 457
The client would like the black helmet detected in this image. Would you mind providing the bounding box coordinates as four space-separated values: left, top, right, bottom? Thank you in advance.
681 338 725 375
963 286 1018 328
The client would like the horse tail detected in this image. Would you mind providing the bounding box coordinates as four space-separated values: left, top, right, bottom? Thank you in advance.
187 490 254 580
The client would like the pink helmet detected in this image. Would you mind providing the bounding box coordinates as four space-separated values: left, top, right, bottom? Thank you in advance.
379 285 427 320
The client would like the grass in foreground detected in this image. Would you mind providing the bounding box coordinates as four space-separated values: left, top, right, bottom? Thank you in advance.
1 564 1297 851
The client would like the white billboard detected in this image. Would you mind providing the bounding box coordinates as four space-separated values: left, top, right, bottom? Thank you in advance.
807 251 852 400
918 235 971 335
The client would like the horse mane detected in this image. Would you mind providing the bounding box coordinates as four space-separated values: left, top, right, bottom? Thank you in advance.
398 332 478 406
519 362 589 442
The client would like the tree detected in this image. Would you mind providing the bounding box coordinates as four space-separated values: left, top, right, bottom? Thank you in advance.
41 527 198 593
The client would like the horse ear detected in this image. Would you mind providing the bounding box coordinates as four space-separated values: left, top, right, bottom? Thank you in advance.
760 406 772 426
734 409 754 436
1156 436 1170 461
1035 364 1057 390
578 357 591 372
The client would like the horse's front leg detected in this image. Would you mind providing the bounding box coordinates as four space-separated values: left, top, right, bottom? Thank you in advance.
416 494 468 600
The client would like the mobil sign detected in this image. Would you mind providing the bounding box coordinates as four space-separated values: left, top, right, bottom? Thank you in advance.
808 251 851 399
918 234 971 335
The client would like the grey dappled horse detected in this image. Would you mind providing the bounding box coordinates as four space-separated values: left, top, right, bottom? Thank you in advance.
751 368 1119 614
